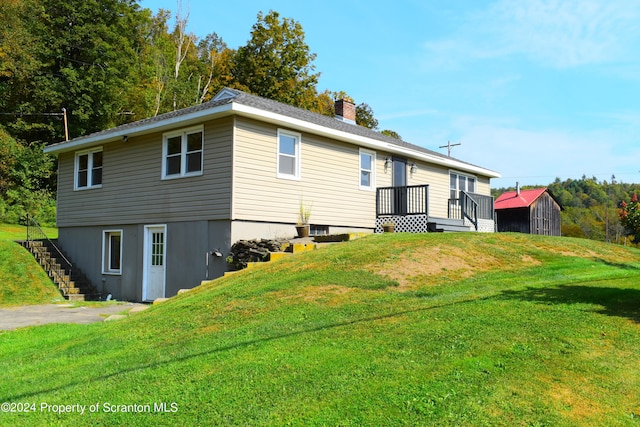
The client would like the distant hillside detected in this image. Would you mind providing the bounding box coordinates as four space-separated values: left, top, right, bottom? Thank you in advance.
493 176 640 243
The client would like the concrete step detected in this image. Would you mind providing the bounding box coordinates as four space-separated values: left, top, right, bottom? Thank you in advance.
427 218 472 233
21 239 99 301
268 252 292 262
284 242 317 253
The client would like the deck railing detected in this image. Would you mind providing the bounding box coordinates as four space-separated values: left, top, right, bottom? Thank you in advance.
376 185 429 216
448 192 495 229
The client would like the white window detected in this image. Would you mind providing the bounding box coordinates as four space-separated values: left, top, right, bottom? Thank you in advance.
277 129 301 180
74 147 103 190
162 126 204 179
102 230 122 275
450 171 476 200
359 149 376 190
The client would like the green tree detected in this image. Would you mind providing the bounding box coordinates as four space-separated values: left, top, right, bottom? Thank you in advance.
195 33 235 102
0 128 55 224
355 103 379 130
619 194 640 243
0 0 151 143
381 129 402 140
232 10 320 109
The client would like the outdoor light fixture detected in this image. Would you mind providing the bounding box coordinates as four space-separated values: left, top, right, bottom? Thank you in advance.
122 135 128 142
384 157 392 170
410 162 418 174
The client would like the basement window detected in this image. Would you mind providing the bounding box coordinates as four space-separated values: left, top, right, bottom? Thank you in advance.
310 225 329 236
102 230 122 275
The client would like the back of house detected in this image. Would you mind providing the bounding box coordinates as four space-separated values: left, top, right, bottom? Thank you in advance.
44 88 500 301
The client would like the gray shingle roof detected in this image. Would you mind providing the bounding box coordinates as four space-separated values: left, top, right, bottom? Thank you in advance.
227 89 456 162
46 87 497 176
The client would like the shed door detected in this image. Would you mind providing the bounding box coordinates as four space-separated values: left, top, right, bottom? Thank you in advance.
143 225 166 301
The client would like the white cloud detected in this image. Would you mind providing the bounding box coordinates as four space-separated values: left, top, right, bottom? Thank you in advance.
423 0 640 69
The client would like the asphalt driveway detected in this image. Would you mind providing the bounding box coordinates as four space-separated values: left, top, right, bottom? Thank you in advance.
0 302 149 330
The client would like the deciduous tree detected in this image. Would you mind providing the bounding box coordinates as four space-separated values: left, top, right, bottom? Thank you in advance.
232 11 320 109
619 194 640 242
0 0 151 143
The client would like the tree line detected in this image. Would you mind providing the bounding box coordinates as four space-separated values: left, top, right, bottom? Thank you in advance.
493 176 640 244
3 1 639 245
0 0 394 224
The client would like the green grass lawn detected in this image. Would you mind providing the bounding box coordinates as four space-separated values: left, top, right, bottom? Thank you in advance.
1 233 639 426
0 224 63 306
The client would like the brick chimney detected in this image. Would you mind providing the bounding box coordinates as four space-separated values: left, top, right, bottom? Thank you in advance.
335 99 356 125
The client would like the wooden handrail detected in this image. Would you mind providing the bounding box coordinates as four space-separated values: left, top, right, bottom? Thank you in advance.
460 191 479 230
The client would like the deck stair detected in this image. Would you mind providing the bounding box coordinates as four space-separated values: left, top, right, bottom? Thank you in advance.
427 218 473 233
20 240 98 301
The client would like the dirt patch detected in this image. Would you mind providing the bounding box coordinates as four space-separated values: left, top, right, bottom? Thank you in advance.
366 245 542 290
521 254 542 265
547 380 608 422
371 247 474 289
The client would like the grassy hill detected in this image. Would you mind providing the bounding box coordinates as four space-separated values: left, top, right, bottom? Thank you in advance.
1 233 640 426
0 224 63 306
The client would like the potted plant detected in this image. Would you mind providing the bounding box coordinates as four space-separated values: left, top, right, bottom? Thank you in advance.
382 220 396 233
295 200 312 238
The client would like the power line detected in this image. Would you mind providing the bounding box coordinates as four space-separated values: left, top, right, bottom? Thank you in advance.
0 109 69 140
0 112 64 116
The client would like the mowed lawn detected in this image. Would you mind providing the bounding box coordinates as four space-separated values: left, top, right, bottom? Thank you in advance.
1 232 639 426
0 224 63 306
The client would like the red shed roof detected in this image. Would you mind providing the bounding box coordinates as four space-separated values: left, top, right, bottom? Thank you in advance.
494 188 548 210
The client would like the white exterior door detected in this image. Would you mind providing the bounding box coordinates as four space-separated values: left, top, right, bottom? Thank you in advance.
143 225 166 301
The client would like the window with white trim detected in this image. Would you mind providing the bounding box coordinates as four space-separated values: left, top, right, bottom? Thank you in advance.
102 230 122 275
162 126 204 178
359 149 376 190
450 171 476 200
74 147 103 190
277 129 300 180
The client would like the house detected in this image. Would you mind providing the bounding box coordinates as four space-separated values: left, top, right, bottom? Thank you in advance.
494 186 561 236
43 88 501 301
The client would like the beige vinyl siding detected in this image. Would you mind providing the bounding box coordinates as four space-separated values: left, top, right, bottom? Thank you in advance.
56 117 233 227
476 176 491 195
404 161 449 218
233 118 378 228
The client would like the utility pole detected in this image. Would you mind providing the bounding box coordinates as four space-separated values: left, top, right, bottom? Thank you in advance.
439 141 461 157
62 108 69 141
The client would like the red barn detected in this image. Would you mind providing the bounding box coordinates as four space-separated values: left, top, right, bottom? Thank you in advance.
494 187 562 236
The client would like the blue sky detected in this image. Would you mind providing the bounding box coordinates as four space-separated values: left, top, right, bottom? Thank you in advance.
139 0 640 188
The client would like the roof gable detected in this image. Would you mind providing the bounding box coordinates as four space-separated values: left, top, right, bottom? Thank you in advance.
494 188 548 210
213 88 241 101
